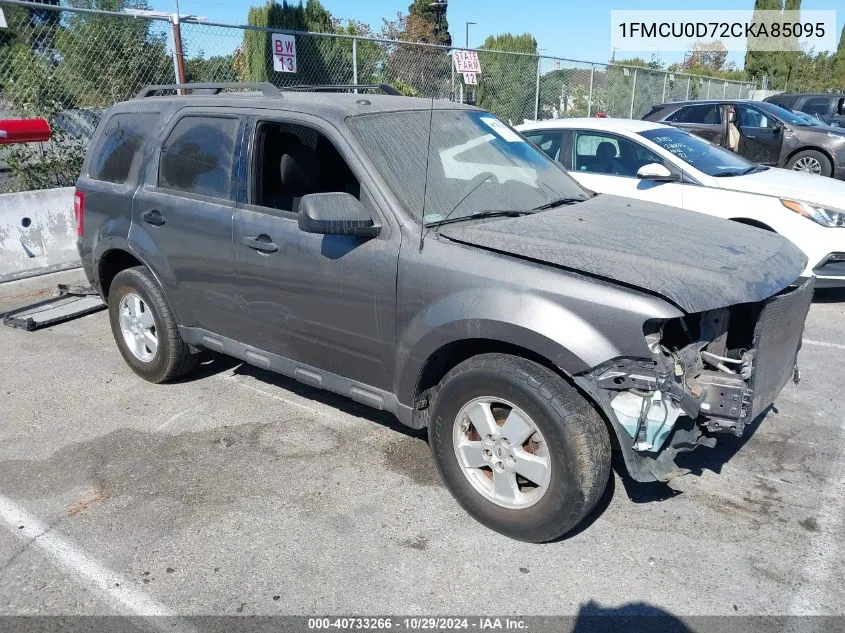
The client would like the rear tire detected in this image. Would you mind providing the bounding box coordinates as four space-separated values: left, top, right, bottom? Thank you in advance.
108 266 196 383
786 150 832 177
428 353 611 542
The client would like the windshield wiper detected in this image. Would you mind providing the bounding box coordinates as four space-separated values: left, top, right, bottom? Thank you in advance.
532 197 585 210
426 210 534 228
714 165 768 177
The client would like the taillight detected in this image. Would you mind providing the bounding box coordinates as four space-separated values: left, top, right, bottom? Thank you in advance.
73 189 84 236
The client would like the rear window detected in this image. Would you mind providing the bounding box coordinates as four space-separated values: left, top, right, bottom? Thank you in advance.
158 116 239 200
666 104 721 124
88 113 157 184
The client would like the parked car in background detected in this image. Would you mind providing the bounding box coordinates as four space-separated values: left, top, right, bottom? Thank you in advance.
764 93 845 127
643 99 845 179
517 117 845 287
76 83 811 542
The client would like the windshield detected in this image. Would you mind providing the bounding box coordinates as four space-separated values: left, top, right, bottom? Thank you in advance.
347 109 587 224
792 111 828 127
639 127 757 176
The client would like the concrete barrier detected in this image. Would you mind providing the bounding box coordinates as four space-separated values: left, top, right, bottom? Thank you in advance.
0 187 79 283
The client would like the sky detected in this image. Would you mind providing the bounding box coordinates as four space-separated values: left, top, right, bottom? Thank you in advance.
150 0 844 68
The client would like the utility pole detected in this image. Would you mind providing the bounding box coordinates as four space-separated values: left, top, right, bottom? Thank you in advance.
171 12 187 87
465 21 476 48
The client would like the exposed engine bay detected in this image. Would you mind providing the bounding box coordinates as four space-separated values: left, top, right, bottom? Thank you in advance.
578 277 815 482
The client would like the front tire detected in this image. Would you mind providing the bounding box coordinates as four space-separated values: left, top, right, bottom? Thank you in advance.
108 266 196 383
428 353 611 542
786 150 832 177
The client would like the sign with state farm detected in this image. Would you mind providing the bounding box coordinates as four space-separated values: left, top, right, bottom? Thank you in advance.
453 50 481 74
272 33 297 73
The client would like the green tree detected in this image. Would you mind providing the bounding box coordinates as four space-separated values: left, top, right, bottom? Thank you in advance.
405 0 450 46
242 0 352 86
53 0 172 107
744 0 785 88
833 25 845 88
475 33 537 123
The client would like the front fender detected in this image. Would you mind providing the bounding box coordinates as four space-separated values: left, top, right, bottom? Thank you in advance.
394 288 624 407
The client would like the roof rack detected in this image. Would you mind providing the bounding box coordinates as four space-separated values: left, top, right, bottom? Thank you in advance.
136 82 282 98
135 82 402 99
283 84 402 96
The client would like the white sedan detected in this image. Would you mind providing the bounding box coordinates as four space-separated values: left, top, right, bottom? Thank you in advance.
516 117 845 287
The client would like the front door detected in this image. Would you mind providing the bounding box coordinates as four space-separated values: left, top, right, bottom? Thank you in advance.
734 104 783 165
229 115 399 391
131 110 243 336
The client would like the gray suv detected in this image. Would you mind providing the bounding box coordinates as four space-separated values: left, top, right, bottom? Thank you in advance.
76 83 812 542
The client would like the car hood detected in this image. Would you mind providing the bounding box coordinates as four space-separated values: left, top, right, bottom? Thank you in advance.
439 195 805 313
711 166 845 208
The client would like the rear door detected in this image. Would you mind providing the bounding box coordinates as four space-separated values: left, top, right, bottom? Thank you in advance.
663 103 723 144
734 104 783 165
130 108 243 335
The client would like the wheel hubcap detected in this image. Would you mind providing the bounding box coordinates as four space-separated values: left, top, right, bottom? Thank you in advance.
118 292 157 362
453 397 551 509
793 157 821 174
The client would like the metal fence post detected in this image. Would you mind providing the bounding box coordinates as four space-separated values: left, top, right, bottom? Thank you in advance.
706 79 711 98
629 67 637 119
534 55 541 121
722 81 727 98
352 37 358 90
686 76 691 100
587 65 594 117
450 52 455 101
661 72 667 103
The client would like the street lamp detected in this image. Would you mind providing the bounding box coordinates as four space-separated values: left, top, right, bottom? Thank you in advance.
465 21 476 48
428 1 447 39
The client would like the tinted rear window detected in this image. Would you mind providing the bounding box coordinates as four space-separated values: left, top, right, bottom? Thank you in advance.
666 104 721 124
158 116 239 200
89 113 157 184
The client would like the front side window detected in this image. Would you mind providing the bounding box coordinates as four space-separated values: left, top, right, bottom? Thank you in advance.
89 113 157 184
347 109 587 223
158 116 239 200
802 98 832 116
736 105 776 129
666 104 721 125
573 131 663 177
251 121 360 213
640 127 755 177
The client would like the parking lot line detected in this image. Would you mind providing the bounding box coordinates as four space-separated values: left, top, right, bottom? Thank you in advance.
0 494 192 630
803 339 845 351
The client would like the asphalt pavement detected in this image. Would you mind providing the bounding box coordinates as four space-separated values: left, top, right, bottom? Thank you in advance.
0 274 843 623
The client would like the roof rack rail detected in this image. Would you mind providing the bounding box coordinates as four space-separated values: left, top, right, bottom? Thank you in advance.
283 84 402 96
136 82 282 98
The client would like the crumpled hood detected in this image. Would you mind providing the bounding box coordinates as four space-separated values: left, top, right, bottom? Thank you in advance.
440 194 806 313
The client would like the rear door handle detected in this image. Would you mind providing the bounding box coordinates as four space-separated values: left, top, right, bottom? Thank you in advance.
141 209 166 226
242 234 278 254
745 134 757 139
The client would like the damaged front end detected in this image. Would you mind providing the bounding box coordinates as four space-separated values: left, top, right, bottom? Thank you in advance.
576 277 815 482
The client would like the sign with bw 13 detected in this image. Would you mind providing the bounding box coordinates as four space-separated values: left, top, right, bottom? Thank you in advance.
273 33 297 73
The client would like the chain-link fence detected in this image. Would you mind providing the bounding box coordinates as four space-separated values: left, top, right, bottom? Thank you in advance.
0 0 755 191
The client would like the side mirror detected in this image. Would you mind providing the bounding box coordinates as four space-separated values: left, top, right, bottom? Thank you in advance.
636 163 680 182
772 120 783 134
298 192 380 237
837 98 845 116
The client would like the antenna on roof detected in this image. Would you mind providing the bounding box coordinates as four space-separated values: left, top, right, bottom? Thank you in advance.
418 94 436 253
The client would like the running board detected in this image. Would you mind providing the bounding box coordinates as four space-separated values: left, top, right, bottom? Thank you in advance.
2 284 105 331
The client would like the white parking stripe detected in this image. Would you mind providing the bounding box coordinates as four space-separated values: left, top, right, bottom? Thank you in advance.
804 339 845 351
0 494 195 632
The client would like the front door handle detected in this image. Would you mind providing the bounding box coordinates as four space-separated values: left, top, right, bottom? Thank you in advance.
141 209 166 226
744 134 757 139
242 234 279 254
